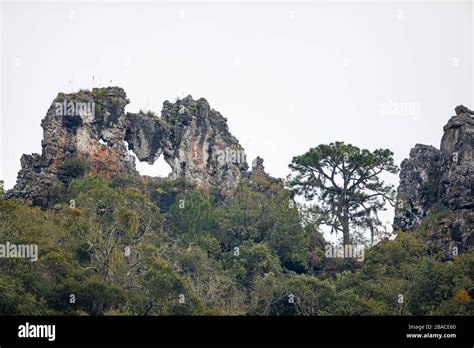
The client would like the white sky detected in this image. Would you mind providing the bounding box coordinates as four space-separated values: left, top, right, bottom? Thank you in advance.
1 1 473 237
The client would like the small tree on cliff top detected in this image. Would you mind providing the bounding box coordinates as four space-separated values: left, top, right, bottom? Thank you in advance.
289 142 398 246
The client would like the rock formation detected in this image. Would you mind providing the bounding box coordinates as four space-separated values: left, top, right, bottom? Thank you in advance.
8 87 256 205
8 87 136 206
394 106 473 256
126 95 248 197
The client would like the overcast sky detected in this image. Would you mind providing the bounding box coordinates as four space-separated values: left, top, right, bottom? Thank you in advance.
1 1 472 235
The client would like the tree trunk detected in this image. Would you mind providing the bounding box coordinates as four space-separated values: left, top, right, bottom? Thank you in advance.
341 214 350 247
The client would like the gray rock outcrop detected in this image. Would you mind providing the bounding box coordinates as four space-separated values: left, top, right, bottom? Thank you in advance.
126 95 248 197
394 106 473 255
8 87 137 206
8 87 252 205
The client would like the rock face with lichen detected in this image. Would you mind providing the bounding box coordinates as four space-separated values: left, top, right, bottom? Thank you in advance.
126 95 248 197
394 106 473 256
8 87 137 206
8 87 253 205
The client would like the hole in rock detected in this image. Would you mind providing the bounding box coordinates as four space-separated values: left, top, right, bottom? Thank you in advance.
125 142 172 178
135 155 172 178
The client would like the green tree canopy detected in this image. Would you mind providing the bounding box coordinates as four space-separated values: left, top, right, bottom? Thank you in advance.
169 191 219 243
289 142 398 245
220 175 309 272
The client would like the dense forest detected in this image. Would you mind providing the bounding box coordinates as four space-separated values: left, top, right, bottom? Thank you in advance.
1 142 472 316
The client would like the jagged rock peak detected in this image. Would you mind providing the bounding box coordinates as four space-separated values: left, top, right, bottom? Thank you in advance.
454 104 474 116
8 87 250 205
126 94 249 197
8 87 137 206
394 105 473 256
251 156 265 173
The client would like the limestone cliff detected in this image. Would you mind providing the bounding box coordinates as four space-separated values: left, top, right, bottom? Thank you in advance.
394 106 473 256
125 95 248 197
8 87 136 206
8 87 254 205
